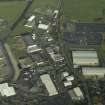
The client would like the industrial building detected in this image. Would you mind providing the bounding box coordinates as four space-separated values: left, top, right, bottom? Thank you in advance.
46 45 65 66
61 71 74 87
0 83 16 97
24 15 35 28
38 24 49 30
18 56 34 69
40 74 58 96
72 50 99 67
82 67 105 79
27 44 42 54
63 75 74 87
68 87 84 101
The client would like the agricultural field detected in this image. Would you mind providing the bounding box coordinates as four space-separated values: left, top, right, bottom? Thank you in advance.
0 1 27 24
29 0 57 10
63 0 105 21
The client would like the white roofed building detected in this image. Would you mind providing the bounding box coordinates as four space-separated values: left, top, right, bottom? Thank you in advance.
0 83 16 97
82 67 105 79
40 74 58 96
53 10 59 19
24 15 35 28
38 24 49 30
72 50 99 67
61 71 69 79
27 44 42 54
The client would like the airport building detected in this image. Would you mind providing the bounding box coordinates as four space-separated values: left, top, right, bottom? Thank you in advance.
72 50 99 67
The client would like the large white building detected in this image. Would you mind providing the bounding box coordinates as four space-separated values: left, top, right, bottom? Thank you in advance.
38 24 49 30
40 74 58 96
72 50 99 67
0 83 16 97
82 67 105 79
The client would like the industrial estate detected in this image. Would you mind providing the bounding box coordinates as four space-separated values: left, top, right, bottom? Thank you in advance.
0 0 105 105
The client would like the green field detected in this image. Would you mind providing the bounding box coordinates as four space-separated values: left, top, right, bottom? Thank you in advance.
63 0 105 21
0 1 27 24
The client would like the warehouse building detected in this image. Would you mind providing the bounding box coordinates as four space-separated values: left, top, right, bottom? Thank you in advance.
82 67 105 79
72 50 99 67
68 87 84 101
0 83 16 97
40 74 58 96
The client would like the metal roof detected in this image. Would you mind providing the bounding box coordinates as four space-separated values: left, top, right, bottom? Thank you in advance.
82 67 105 78
72 51 99 66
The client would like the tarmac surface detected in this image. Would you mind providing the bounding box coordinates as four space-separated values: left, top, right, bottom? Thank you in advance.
75 23 105 32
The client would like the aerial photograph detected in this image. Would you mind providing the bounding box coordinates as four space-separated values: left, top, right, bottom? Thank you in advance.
0 0 105 105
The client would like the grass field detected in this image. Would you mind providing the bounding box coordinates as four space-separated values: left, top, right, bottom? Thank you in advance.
29 0 57 10
63 0 105 21
0 1 27 24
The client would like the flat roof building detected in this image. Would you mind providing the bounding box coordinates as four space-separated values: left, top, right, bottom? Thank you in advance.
68 87 84 101
24 15 35 28
0 83 16 97
50 54 64 62
40 74 58 96
27 44 42 54
38 24 49 30
72 51 99 67
28 15 35 22
82 67 105 79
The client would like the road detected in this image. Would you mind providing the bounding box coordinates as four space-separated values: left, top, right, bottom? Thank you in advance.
0 42 14 82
